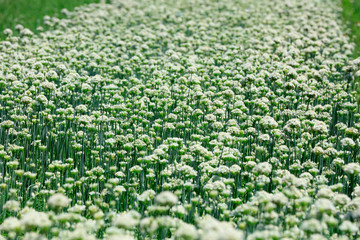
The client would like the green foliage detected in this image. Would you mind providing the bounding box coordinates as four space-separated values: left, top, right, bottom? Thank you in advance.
342 0 360 100
0 0 101 39
342 0 360 58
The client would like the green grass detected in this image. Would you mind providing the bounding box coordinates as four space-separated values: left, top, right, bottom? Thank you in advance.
341 0 360 102
342 0 360 57
0 0 102 39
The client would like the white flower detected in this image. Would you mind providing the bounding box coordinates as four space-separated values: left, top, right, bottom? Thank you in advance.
139 217 159 234
341 138 356 148
300 219 322 234
312 120 328 134
114 185 126 195
253 162 272 176
46 70 58 80
68 204 86 213
0 217 21 232
113 210 140 230
230 164 241 175
155 191 178 207
20 28 33 36
258 134 270 142
259 116 278 129
36 94 48 104
248 229 281 240
316 187 334 199
40 81 57 91
23 232 48 240
171 205 187 217
313 198 336 214
174 223 199 240
82 83 93 92
3 200 20 212
312 146 324 156
198 215 244 240
21 209 52 230
106 234 135 240
309 234 327 240
63 226 97 240
138 190 156 202
47 193 71 210
343 163 360 175
285 118 301 130
21 96 33 104
3 28 13 36
333 194 350 207
339 220 358 234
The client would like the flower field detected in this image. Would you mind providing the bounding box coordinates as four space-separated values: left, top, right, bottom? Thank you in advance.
1 0 360 239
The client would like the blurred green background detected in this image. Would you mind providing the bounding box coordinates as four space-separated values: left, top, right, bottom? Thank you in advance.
0 0 101 39
342 0 360 58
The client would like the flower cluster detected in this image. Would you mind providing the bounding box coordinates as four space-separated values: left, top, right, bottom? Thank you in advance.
0 0 360 239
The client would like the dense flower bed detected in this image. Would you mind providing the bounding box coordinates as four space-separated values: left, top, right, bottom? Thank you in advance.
0 0 360 239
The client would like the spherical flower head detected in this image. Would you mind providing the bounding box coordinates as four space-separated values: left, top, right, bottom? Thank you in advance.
138 190 156 202
36 94 48 104
309 234 327 240
20 96 34 105
284 118 301 133
313 198 336 215
198 215 244 240
40 81 57 91
155 191 178 207
352 186 360 198
106 234 135 240
259 116 278 129
343 163 360 175
140 217 159 234
312 146 324 156
20 28 33 36
272 192 288 207
341 137 356 149
47 193 71 211
300 219 323 234
253 162 272 176
0 217 21 233
258 133 271 143
113 210 141 230
230 164 241 175
23 232 49 240
3 28 13 36
316 187 334 199
247 229 281 240
65 225 97 240
174 223 199 240
222 89 235 100
3 200 20 212
345 127 359 137
333 193 350 207
20 208 52 231
1 120 14 130
171 205 187 217
46 70 59 81
339 220 358 234
312 120 328 134
114 185 126 196
68 204 86 214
